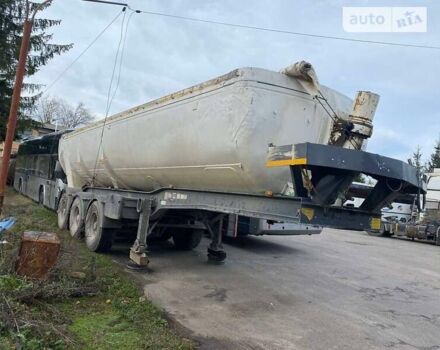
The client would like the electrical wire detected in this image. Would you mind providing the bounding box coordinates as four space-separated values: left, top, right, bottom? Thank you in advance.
42 4 439 97
128 7 440 51
49 3 433 186
104 8 127 116
315 92 359 150
91 7 133 185
41 9 124 95
314 96 338 123
107 9 135 115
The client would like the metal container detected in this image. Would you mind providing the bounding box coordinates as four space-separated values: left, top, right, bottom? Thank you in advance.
59 67 352 195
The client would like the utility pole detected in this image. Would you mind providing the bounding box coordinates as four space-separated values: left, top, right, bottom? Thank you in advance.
0 0 52 214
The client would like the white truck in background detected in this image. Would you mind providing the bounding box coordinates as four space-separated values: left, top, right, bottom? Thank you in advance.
355 169 440 245
387 169 440 245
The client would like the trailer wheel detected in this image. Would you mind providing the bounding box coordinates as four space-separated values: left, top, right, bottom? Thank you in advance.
157 231 172 242
69 197 84 239
57 192 69 229
148 231 172 244
368 223 391 237
172 229 203 250
85 201 113 252
380 228 392 237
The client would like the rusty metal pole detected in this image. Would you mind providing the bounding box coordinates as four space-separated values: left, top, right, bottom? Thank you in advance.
0 19 33 214
0 0 52 214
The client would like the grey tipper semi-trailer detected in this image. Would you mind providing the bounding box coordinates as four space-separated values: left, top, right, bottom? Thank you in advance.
53 63 425 266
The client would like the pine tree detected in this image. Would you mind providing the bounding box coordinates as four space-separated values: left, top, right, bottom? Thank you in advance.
428 137 440 171
0 0 72 140
409 145 424 173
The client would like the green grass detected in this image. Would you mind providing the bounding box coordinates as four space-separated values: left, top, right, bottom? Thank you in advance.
0 188 194 350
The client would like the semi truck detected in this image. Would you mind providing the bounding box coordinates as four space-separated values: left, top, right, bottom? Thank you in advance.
14 62 425 265
378 169 440 245
345 171 440 245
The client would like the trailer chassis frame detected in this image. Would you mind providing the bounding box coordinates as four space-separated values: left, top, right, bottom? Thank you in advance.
64 186 383 266
61 142 426 266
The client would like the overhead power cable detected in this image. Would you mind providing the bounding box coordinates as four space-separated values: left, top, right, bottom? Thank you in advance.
83 0 128 6
128 7 440 51
107 9 136 115
91 7 136 185
41 9 124 95
104 8 127 117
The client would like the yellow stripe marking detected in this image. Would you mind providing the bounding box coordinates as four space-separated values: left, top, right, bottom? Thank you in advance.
370 217 381 230
266 158 307 168
301 207 315 221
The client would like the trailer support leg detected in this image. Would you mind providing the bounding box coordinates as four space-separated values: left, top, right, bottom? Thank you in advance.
205 215 227 263
129 199 151 266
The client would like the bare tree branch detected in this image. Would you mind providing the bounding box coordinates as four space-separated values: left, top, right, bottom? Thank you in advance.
33 96 94 128
34 95 59 124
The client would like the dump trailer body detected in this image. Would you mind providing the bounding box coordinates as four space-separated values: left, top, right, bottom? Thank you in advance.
59 67 352 195
54 65 425 265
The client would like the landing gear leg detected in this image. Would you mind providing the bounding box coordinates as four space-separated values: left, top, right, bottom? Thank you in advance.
205 214 227 263
128 199 151 269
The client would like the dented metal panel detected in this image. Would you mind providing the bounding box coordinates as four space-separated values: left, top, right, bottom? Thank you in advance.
59 67 352 195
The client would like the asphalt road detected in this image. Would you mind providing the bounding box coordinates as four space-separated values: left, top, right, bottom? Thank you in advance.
112 230 440 350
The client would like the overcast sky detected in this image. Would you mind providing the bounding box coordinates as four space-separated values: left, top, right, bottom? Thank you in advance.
30 0 439 163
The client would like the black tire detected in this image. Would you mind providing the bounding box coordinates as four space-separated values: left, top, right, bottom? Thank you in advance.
85 201 113 252
158 230 173 242
207 248 227 263
367 223 392 237
381 231 393 237
69 197 84 239
436 227 440 246
367 230 389 237
147 230 172 244
38 186 44 206
57 192 69 230
172 229 203 250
